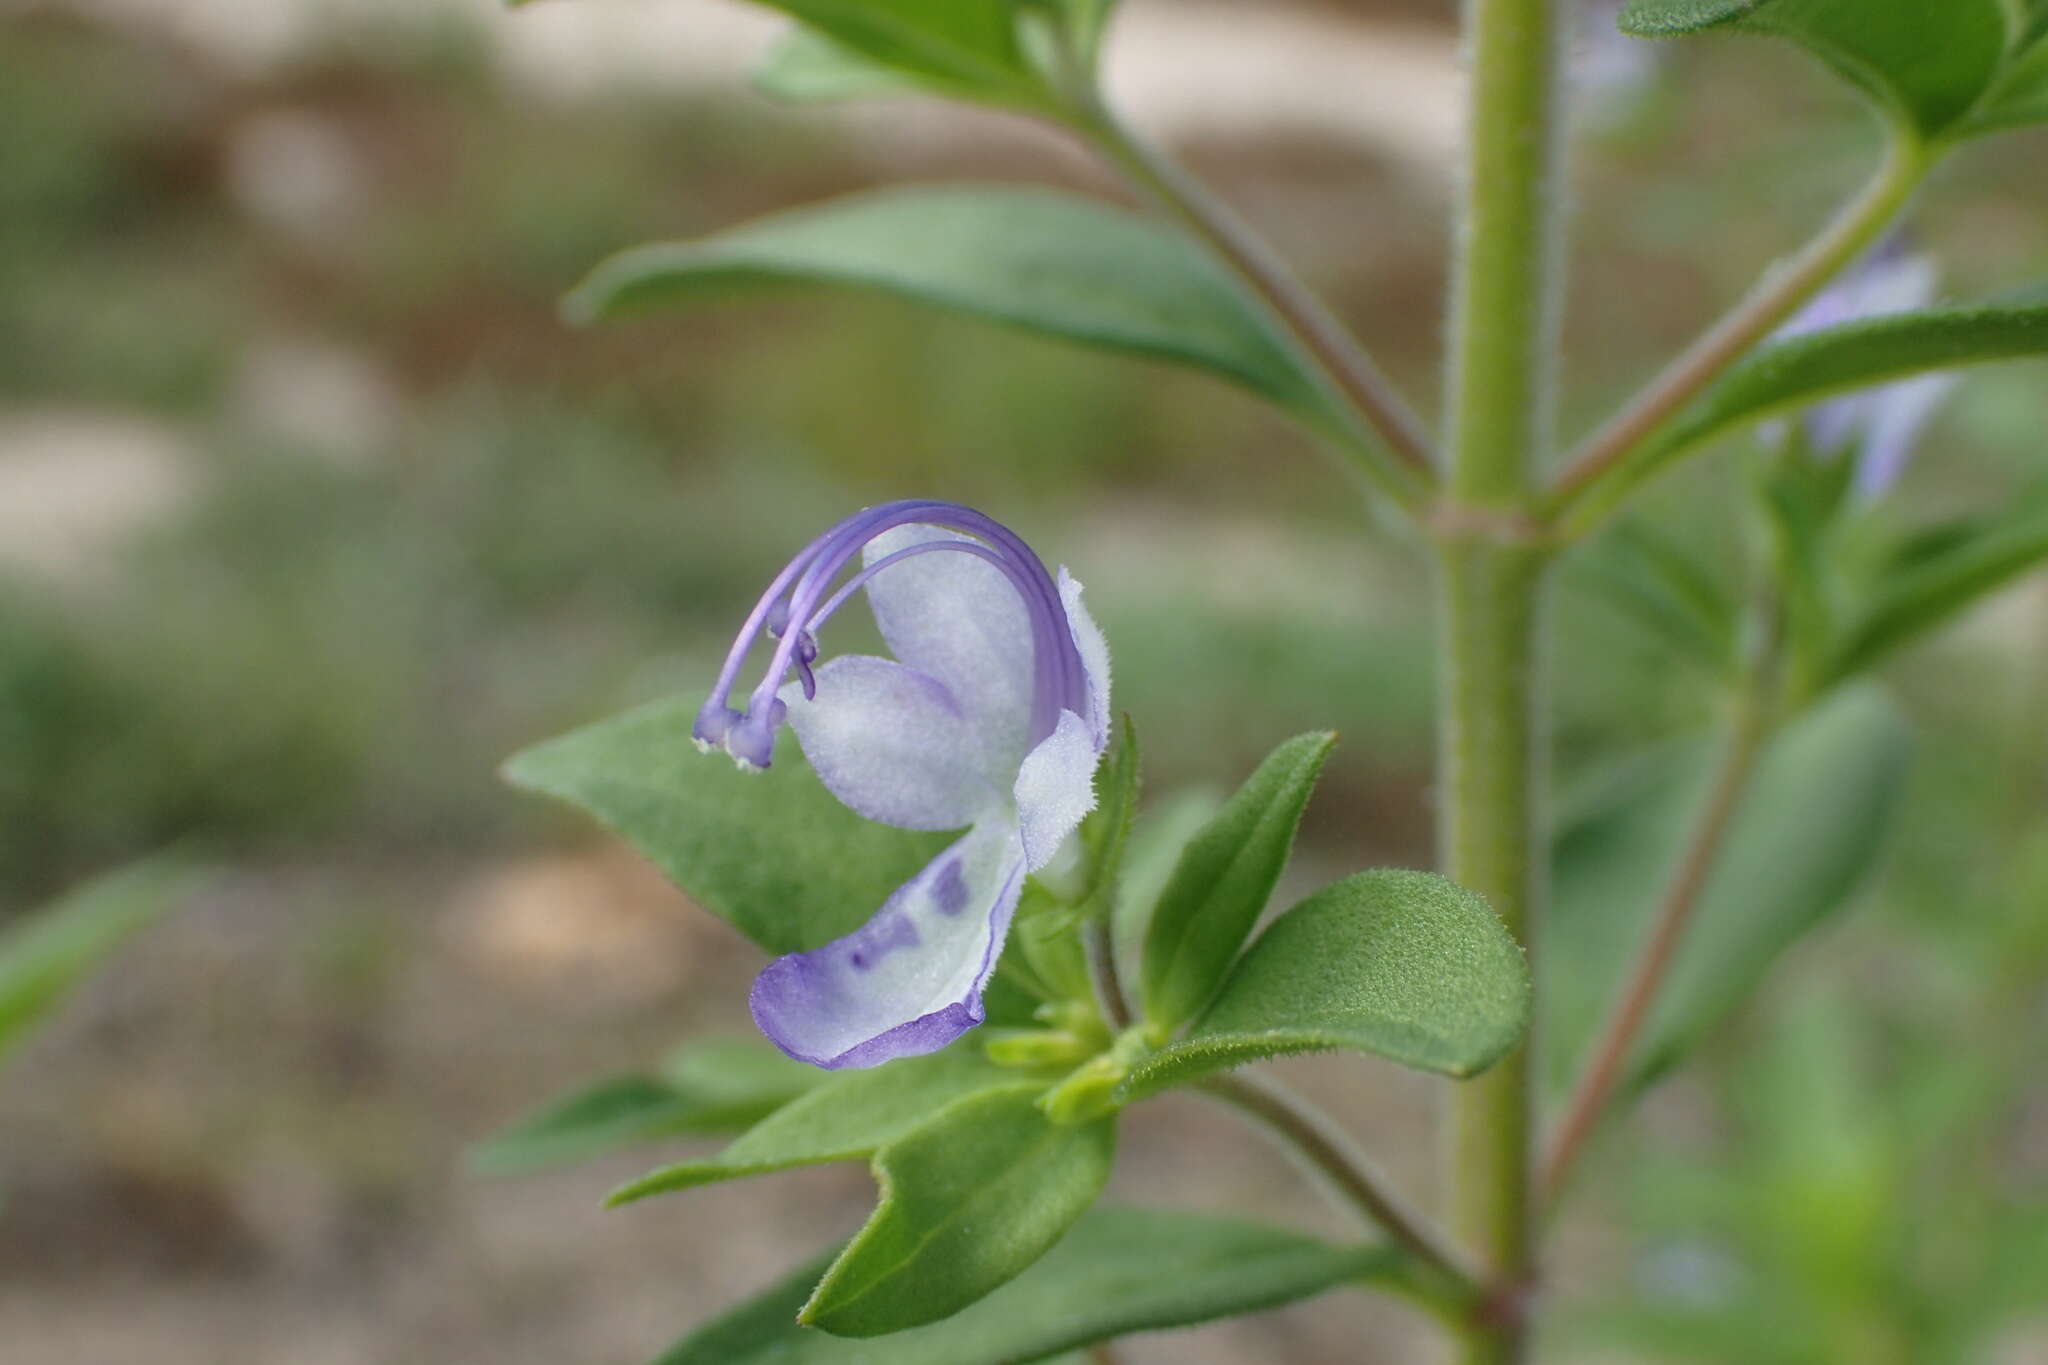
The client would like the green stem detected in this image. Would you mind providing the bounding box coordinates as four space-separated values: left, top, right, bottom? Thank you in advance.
1198 1071 1483 1304
1437 0 1571 1355
1540 606 1781 1207
1547 133 1931 535
1074 103 1439 507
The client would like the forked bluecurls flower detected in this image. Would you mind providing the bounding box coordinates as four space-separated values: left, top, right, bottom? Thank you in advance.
694 501 1110 1070
1772 239 1958 498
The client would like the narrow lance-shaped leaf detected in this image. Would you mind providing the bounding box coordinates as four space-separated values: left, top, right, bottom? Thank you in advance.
1545 684 1911 1091
468 1039 819 1176
1139 732 1337 1034
801 1086 1117 1337
503 696 950 955
750 0 1051 110
652 1206 1398 1365
1969 23 2048 134
1571 297 2048 523
1826 508 2048 682
607 1047 1024 1206
567 187 1351 438
1121 869 1531 1100
1618 0 2008 138
0 857 200 1066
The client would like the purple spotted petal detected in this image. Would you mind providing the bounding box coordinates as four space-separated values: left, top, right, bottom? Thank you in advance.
781 655 1002 831
749 824 1027 1070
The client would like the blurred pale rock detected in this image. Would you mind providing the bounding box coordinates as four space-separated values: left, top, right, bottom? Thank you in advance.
28 0 1461 177
232 335 403 470
0 410 197 586
441 846 709 1005
224 109 370 245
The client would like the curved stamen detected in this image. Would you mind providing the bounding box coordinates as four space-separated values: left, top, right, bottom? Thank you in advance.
705 501 1092 770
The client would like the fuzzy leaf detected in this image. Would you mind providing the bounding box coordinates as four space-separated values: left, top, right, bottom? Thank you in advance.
469 1040 818 1175
0 858 197 1067
1618 0 2008 137
652 1206 1395 1364
504 696 950 956
802 1086 1116 1336
1122 870 1530 1099
1139 732 1337 1033
608 1047 1022 1205
566 187 1347 436
1546 684 1912 1090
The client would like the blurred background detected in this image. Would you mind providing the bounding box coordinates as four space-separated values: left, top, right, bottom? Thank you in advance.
1 0 2044 1360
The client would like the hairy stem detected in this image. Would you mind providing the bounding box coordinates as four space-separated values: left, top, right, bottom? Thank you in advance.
1199 1071 1482 1300
1075 103 1438 501
1437 0 1570 1354
1540 610 1781 1206
1548 134 1931 533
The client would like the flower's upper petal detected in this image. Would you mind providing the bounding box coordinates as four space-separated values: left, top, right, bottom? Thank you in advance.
862 525 1036 767
1058 567 1112 748
1014 708 1099 871
783 655 1003 831
749 823 1027 1069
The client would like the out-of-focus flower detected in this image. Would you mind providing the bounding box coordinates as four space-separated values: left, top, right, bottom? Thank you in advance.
696 501 1110 1069
1773 241 1958 498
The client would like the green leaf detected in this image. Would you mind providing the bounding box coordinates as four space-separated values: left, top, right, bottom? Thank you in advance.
741 0 1051 111
1138 732 1337 1033
608 1047 1021 1205
1546 684 1912 1090
652 1206 1395 1364
801 1086 1117 1336
1111 787 1224 990
755 30 933 103
1075 714 1139 921
1598 298 2048 517
504 696 949 955
566 187 1346 436
468 1039 818 1175
1618 0 2009 137
0 858 198 1067
1965 6 2048 135
1826 508 2048 681
1122 870 1531 1099
1571 521 1739 676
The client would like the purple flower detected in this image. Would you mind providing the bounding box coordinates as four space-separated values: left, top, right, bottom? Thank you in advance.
695 502 1111 1069
1773 241 1957 499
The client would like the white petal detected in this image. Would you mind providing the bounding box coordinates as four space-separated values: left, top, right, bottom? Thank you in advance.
1014 708 1099 871
862 525 1035 765
783 655 1003 831
750 824 1027 1069
1058 567 1112 747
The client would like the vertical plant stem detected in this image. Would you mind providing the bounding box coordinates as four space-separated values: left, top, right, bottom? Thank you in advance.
1437 0 1571 1355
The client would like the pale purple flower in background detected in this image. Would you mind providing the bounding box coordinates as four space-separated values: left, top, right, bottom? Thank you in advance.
1772 240 1958 498
695 501 1110 1069
1575 0 1664 122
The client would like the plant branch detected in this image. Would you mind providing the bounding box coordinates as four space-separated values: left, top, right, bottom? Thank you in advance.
1198 1070 1483 1301
1540 610 1781 1206
1547 134 1930 533
1073 102 1439 500
1083 915 1132 1032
